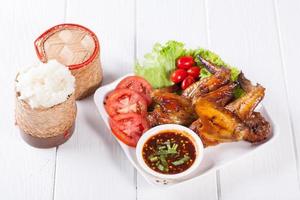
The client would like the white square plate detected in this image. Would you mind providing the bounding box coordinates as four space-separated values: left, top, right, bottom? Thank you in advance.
94 74 277 187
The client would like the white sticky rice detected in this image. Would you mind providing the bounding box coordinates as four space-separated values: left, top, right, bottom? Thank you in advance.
16 60 75 108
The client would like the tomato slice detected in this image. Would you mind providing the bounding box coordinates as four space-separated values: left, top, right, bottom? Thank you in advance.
116 76 153 105
103 90 113 105
109 113 149 147
105 88 147 117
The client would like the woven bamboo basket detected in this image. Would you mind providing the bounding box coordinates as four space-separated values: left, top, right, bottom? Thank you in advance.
15 91 77 148
34 24 103 100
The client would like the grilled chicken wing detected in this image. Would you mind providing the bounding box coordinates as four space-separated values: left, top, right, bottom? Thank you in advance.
225 73 265 120
197 55 221 74
236 72 253 93
147 90 197 127
182 55 232 102
243 112 271 143
148 56 271 146
182 67 231 101
189 71 270 146
199 83 236 107
224 73 271 143
190 98 250 147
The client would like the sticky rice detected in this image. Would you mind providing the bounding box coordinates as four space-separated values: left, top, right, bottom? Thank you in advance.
16 60 75 108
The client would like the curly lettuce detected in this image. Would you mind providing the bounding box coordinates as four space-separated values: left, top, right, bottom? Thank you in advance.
233 86 246 99
135 41 241 89
135 41 186 88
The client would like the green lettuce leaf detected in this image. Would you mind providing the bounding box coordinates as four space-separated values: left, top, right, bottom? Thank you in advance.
135 41 186 88
233 85 246 99
200 68 212 79
135 41 241 88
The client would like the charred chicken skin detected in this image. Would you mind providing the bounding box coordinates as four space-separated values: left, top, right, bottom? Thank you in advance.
199 82 236 107
190 96 271 147
147 90 197 127
243 112 271 143
225 73 271 143
225 73 265 120
182 67 231 102
186 56 271 147
190 98 251 147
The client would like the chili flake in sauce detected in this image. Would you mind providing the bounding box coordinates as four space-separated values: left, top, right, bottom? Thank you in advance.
142 130 196 174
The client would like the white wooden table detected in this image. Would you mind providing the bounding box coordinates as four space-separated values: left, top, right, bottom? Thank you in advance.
1 0 300 199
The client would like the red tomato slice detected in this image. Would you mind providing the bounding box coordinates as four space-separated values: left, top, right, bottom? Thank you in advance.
105 88 147 117
116 76 153 105
109 113 149 147
103 90 113 105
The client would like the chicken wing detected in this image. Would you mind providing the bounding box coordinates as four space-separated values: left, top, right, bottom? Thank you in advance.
197 55 221 74
190 98 251 147
189 73 270 146
182 55 233 102
225 73 265 120
198 83 236 107
243 112 271 143
224 73 271 143
147 90 197 127
182 67 231 101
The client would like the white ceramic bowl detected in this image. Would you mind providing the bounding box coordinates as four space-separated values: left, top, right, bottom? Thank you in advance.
136 124 204 181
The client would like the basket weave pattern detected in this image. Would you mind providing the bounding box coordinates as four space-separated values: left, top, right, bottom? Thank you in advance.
15 93 77 138
43 28 95 66
71 52 102 99
35 24 103 100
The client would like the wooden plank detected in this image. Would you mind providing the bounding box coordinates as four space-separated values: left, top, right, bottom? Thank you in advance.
275 0 300 181
136 0 218 199
53 1 136 200
0 0 65 200
206 0 300 199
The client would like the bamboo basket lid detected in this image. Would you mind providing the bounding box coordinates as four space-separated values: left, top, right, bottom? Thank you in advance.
34 24 103 99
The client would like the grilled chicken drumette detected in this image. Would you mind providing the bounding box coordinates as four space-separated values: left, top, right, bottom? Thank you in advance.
225 72 265 120
185 56 271 147
226 72 271 143
182 67 231 103
147 90 197 127
190 98 251 147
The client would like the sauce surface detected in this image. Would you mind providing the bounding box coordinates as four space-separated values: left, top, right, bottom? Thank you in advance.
142 130 196 174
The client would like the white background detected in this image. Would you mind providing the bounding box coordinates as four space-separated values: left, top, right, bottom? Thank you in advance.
1 0 300 199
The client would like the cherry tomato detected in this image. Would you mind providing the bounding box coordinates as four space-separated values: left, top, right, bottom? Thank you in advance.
177 56 195 70
116 76 153 105
109 113 149 147
171 69 188 83
181 76 196 90
105 89 147 117
187 66 201 78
